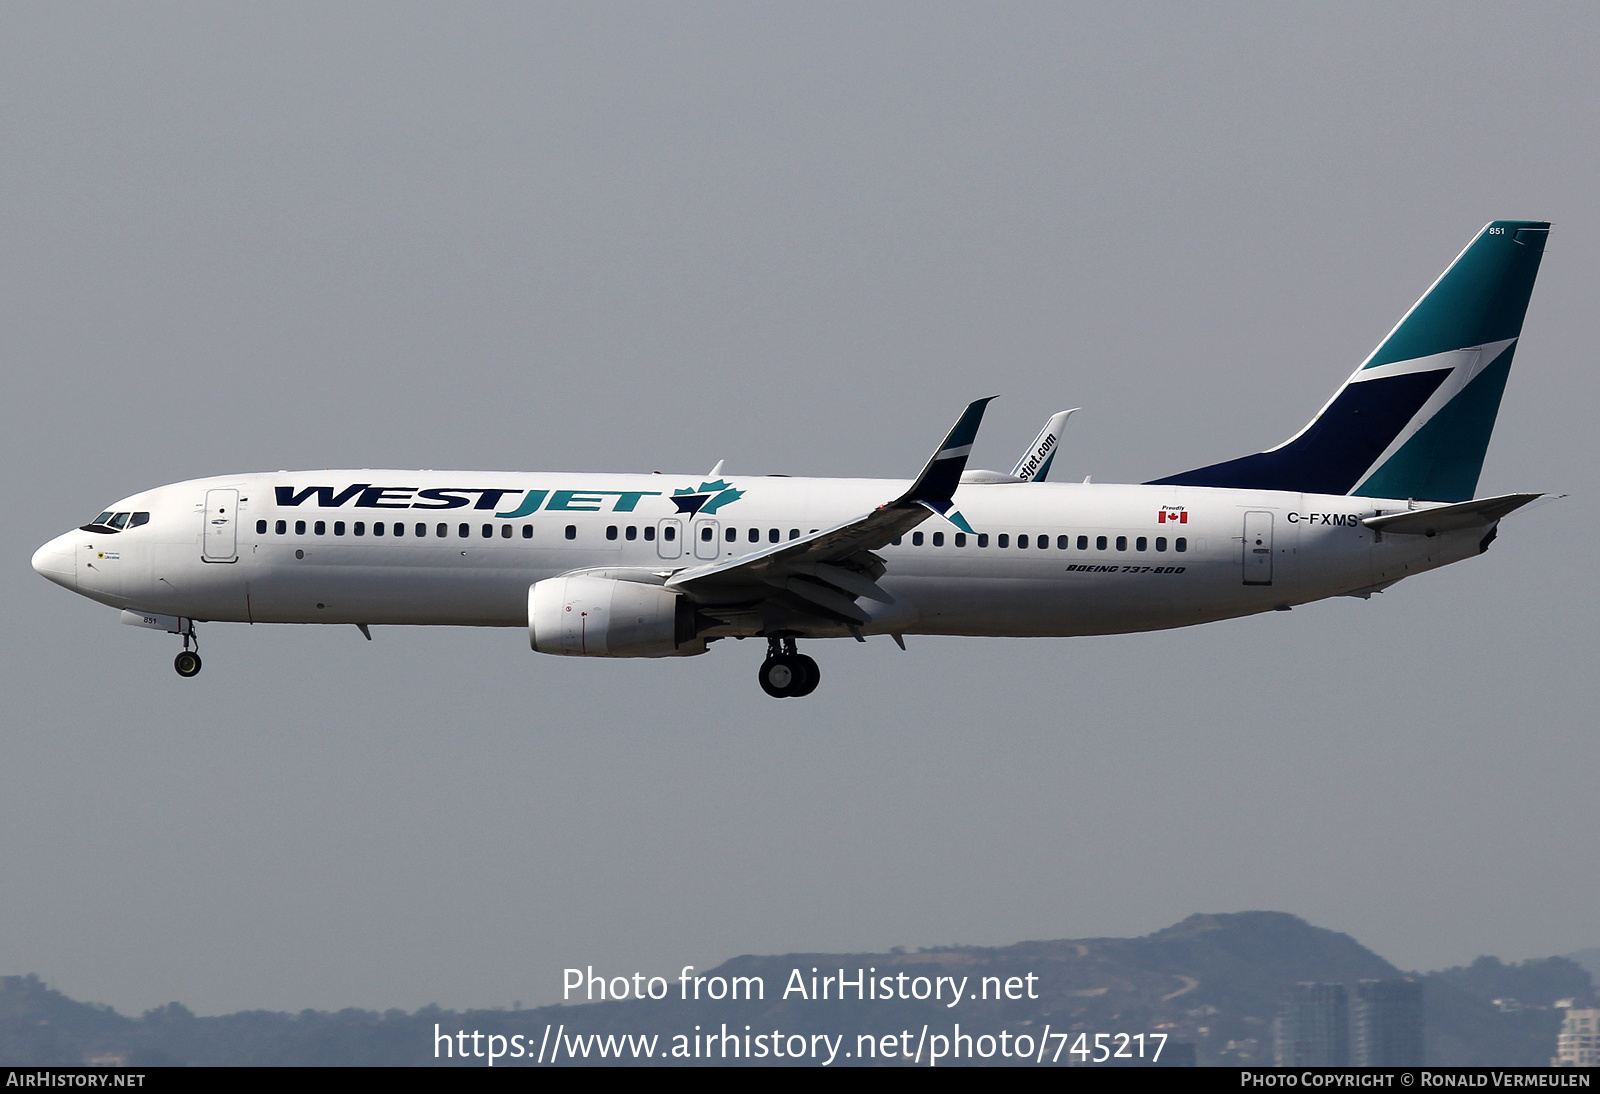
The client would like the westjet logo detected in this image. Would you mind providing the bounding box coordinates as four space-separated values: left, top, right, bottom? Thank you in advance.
274 485 663 517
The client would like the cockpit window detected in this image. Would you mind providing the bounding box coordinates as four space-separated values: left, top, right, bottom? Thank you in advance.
80 509 131 534
128 512 150 528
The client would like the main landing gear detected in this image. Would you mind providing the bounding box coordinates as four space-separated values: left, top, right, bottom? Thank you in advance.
758 637 819 699
173 625 202 678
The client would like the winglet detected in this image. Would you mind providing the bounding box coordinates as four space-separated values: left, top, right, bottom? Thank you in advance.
902 398 997 512
1010 409 1079 481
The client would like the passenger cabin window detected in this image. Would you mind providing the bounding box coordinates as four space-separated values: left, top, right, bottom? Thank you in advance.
1136 536 1147 551
607 526 619 541
482 524 492 538
1176 537 1187 552
1077 535 1088 550
501 524 512 538
1116 536 1127 551
645 526 657 541
701 526 713 542
565 525 577 540
276 520 287 535
373 522 384 536
257 520 268 534
626 526 637 541
459 523 469 538
436 523 447 537
1156 537 1167 551
354 522 366 536
749 528 759 543
1096 535 1107 550
932 531 944 546
912 532 923 546
978 534 989 548
998 534 1009 548
415 522 426 537
954 533 966 547
769 528 779 543
522 525 533 538
393 522 404 537
295 520 307 535
315 521 326 535
335 521 346 536
725 527 736 542
788 529 799 539
1017 534 1028 548
1057 535 1068 549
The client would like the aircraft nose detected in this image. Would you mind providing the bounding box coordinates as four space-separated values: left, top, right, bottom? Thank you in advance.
31 532 77 589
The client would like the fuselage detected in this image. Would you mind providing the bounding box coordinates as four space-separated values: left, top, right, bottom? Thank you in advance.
31 470 1482 641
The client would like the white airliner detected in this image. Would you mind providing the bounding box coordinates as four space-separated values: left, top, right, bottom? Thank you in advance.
33 221 1551 697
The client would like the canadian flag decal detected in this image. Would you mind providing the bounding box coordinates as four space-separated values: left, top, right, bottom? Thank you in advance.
1158 506 1188 524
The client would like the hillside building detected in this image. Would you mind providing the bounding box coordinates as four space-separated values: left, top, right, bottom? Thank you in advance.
1352 979 1423 1066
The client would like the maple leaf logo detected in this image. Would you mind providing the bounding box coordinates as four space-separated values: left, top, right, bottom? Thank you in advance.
670 479 745 516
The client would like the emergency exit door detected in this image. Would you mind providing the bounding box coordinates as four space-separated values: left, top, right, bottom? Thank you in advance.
1242 511 1273 585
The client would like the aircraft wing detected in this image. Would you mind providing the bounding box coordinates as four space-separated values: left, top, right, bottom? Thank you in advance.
665 398 995 627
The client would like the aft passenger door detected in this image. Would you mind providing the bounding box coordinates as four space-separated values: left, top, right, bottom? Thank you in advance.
203 489 239 563
1242 511 1273 585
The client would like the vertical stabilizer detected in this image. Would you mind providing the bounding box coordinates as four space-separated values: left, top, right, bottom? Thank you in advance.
1149 222 1548 502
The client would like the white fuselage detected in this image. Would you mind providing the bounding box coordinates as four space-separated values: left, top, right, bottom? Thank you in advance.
33 470 1483 642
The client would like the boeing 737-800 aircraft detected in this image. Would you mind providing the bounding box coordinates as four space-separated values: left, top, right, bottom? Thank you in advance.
33 221 1551 697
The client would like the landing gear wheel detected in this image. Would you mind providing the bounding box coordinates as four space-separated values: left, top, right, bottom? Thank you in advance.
174 650 202 678
759 654 798 698
792 654 820 696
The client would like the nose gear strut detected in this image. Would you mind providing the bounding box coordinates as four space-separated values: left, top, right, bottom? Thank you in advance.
173 621 202 678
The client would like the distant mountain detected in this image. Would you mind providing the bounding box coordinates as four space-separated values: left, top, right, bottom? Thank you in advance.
1 913 1592 1067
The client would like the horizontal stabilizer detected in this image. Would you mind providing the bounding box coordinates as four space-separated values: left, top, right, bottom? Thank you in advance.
1362 492 1543 536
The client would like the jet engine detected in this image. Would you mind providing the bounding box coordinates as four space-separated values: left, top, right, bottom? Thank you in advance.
528 575 705 657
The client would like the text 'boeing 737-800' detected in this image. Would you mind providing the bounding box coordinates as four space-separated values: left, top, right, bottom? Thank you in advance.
33 221 1553 697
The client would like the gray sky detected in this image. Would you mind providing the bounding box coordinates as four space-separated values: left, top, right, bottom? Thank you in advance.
3 3 1597 1016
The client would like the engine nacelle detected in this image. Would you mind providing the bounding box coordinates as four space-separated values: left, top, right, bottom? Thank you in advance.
529 576 705 657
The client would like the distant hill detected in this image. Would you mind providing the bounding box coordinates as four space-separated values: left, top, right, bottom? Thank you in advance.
1 913 1591 1066
1567 949 1600 981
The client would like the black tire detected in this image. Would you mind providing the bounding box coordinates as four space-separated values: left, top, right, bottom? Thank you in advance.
793 654 820 696
758 654 797 698
174 651 202 678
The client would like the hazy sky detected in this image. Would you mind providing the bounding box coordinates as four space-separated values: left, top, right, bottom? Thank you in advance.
3 3 1597 1016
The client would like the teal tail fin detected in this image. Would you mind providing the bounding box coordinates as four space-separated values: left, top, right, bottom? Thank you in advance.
1151 221 1549 502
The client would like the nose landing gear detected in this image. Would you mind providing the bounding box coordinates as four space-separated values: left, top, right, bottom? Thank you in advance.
758 637 819 698
173 624 202 678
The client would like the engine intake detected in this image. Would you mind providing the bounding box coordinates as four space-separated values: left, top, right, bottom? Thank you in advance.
529 576 703 657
